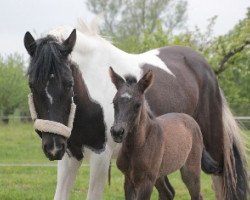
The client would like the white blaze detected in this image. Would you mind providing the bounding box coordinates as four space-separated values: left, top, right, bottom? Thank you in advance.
45 74 54 104
121 92 132 99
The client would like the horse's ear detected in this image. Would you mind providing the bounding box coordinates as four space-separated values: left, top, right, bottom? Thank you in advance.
63 29 76 54
109 67 125 90
138 70 154 93
24 32 36 56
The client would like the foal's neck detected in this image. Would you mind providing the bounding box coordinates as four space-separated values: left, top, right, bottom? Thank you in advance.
125 102 153 149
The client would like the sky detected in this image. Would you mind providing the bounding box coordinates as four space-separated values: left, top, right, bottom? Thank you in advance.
0 0 249 59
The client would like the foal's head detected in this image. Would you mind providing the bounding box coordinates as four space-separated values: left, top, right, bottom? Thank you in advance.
24 29 76 160
109 67 154 143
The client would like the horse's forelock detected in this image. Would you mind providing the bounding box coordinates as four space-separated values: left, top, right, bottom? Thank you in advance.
28 36 67 86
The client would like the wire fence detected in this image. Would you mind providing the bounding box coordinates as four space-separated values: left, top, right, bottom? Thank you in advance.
1 115 250 130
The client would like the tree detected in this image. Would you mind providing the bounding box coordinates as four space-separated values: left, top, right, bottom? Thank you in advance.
202 9 250 114
0 54 29 123
86 0 187 39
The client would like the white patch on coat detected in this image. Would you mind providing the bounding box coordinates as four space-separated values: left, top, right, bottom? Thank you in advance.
121 92 132 99
45 81 53 104
138 49 175 77
54 154 82 200
50 137 59 157
45 74 54 105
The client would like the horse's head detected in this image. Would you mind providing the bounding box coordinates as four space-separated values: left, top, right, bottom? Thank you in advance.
24 29 77 160
109 67 154 143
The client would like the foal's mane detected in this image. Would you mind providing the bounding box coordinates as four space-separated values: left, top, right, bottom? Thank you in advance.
27 35 69 86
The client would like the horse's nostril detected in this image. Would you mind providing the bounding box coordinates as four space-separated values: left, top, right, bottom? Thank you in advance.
116 128 124 136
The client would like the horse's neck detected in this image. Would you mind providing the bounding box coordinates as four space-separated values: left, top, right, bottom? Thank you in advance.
125 103 153 149
72 37 141 115
70 63 93 111
73 37 139 86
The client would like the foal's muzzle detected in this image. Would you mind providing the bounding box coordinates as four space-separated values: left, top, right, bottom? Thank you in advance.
111 126 125 143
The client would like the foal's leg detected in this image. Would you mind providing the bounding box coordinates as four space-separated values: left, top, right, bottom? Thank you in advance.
54 153 82 200
155 176 175 200
137 180 154 200
86 146 113 200
124 177 137 200
180 164 203 200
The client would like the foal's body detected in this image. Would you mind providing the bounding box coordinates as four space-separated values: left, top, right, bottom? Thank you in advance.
118 114 203 200
110 69 220 200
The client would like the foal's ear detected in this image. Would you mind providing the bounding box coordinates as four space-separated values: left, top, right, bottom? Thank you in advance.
24 32 36 56
109 67 125 90
63 29 77 54
138 70 154 93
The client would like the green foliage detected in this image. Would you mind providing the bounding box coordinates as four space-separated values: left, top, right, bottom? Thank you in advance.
204 9 250 114
87 0 188 39
0 54 29 117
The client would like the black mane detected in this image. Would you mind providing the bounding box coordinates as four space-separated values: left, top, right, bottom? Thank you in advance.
27 35 69 86
124 75 137 85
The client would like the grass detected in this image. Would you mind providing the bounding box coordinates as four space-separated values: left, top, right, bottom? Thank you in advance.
0 122 249 199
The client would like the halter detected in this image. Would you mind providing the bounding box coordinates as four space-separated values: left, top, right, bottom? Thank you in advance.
28 93 76 138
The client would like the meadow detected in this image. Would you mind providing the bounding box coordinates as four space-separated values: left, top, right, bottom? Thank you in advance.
0 122 249 200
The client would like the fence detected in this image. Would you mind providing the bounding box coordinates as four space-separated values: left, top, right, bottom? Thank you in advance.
1 116 250 129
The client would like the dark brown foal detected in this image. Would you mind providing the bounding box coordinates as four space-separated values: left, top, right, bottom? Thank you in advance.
109 67 221 200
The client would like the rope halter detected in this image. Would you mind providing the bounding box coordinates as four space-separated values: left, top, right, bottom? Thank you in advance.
28 93 76 138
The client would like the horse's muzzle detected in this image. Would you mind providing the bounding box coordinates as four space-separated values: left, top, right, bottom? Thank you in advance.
42 133 67 160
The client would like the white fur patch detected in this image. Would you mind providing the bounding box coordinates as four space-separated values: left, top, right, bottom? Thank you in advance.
121 92 132 99
138 49 175 77
50 137 59 156
45 81 53 104
54 154 82 200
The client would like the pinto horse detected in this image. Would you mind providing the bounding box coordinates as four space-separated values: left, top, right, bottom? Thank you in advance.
109 67 222 200
23 21 248 200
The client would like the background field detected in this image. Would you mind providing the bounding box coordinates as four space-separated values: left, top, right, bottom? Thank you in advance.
0 122 249 200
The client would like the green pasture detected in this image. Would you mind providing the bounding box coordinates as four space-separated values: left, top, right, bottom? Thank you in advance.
0 122 249 200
